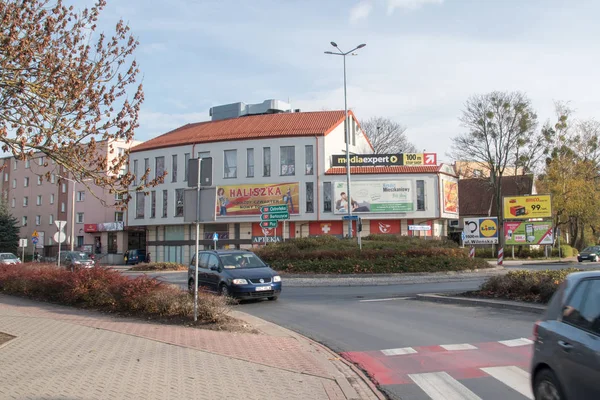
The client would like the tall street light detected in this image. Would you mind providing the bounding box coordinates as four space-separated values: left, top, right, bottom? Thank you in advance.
58 175 91 251
325 41 366 238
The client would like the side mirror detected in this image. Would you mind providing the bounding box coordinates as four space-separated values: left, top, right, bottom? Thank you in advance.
210 265 219 271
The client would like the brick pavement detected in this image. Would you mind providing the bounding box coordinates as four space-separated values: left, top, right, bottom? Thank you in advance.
0 295 382 400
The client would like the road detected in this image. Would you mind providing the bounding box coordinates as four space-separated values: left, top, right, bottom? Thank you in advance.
123 262 596 400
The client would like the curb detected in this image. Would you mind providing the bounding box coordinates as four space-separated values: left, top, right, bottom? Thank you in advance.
279 266 505 279
415 293 546 313
232 310 386 400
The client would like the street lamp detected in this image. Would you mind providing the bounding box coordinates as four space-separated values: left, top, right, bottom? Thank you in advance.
325 41 366 238
58 175 91 251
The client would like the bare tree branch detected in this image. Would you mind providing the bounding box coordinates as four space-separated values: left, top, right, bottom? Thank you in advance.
360 116 417 154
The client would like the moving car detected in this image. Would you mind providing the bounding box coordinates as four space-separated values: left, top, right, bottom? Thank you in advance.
188 250 281 301
124 249 146 265
577 246 600 262
0 253 21 265
59 251 95 270
531 270 600 400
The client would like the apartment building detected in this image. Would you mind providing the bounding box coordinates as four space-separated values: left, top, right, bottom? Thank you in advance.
0 139 141 262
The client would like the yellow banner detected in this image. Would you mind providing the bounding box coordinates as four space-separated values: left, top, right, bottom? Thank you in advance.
503 195 552 219
403 153 424 166
216 183 299 216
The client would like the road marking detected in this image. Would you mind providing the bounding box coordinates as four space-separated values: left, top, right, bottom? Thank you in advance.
481 366 533 399
498 338 534 347
381 347 417 356
409 371 482 400
440 343 478 351
358 297 411 302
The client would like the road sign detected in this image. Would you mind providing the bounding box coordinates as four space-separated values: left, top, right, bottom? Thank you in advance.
53 231 66 243
424 153 437 165
212 232 219 241
54 220 67 230
32 230 39 238
463 217 498 244
461 231 466 242
260 221 278 228
32 237 39 245
260 205 288 214
408 225 431 231
261 212 289 221
342 215 359 221
19 238 27 248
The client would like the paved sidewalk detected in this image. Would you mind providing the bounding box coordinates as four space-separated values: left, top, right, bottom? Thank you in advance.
0 295 382 400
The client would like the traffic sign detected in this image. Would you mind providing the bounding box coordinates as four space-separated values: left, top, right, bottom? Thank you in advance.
260 205 288 214
32 237 39 245
342 215 359 221
461 231 466 242
261 212 289 221
32 230 39 238
260 221 278 228
212 232 219 241
53 231 66 243
408 225 431 231
55 220 67 230
19 239 27 248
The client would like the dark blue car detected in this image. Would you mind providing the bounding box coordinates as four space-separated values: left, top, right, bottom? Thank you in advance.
188 250 282 301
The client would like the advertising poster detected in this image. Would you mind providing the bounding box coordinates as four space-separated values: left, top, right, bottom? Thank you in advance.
463 217 498 244
443 180 458 214
333 181 413 214
216 183 299 216
503 195 552 219
369 220 401 234
504 221 553 245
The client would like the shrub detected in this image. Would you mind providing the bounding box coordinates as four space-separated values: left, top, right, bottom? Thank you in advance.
129 262 187 271
0 264 228 323
475 268 581 303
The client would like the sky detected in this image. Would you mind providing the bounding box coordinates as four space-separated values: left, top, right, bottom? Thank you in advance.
92 0 600 163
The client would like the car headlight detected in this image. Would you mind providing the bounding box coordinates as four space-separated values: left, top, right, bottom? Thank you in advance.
232 279 248 285
273 275 281 283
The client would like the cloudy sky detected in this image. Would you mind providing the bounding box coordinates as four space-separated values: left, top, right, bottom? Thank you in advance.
96 0 599 163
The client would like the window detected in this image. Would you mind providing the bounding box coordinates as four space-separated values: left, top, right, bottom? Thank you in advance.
184 153 190 181
473 169 483 178
61 202 66 212
76 191 85 202
51 174 56 184
207 254 219 270
135 192 145 218
133 159 138 185
62 182 66 193
280 146 295 176
25 159 30 169
38 157 44 166
115 192 124 201
11 198 15 208
224 150 237 178
23 196 28 207
150 190 156 218
12 178 16 188
144 158 149 183
37 175 42 185
76 212 84 223
36 195 42 206
247 148 254 177
305 145 314 175
580 280 600 334
24 177 29 187
175 189 184 217
162 190 168 218
115 212 124 222
306 182 314 213
263 147 271 177
13 160 17 170
77 236 84 247
50 194 55 204
155 156 165 179
172 154 178 182
48 237 53 245
198 151 210 159
417 180 425 211
108 232 118 254
563 280 591 328
49 214 54 225
3 173 7 182
324 182 332 212
35 215 41 225
22 216 27 226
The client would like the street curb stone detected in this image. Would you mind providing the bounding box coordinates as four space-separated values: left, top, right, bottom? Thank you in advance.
415 293 546 313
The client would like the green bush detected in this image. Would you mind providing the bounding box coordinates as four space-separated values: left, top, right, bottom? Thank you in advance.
129 262 187 271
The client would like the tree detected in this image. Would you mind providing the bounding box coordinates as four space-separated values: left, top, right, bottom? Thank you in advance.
0 0 161 207
450 91 543 245
0 198 19 254
360 117 417 154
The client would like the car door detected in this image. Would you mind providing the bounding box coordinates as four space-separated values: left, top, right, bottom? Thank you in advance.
205 254 222 292
573 279 600 398
194 253 210 290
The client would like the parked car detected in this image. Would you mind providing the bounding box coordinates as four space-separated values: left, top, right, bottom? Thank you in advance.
58 251 95 270
531 270 600 400
188 250 282 301
124 249 146 265
0 253 21 265
577 246 600 262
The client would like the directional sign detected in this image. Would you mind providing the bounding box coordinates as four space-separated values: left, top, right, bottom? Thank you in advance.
32 230 39 238
342 215 359 221
424 153 437 165
260 205 288 214
212 232 219 241
32 237 39 245
261 212 289 221
461 231 466 242
408 225 431 231
463 217 498 244
260 221 278 228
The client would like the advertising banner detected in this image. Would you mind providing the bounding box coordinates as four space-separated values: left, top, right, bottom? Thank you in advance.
504 221 553 245
333 181 413 214
309 221 343 236
442 180 458 214
215 183 299 216
369 220 401 234
331 153 437 167
463 217 499 244
503 195 552 219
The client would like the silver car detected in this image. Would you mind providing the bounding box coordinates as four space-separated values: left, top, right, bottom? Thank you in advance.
0 253 21 265
59 251 95 270
531 271 600 399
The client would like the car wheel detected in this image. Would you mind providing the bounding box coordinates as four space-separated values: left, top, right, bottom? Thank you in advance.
268 296 278 301
219 284 230 297
534 368 564 400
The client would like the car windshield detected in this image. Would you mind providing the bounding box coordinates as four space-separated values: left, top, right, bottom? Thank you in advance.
219 253 266 269
583 247 600 253
1 253 17 259
73 252 91 261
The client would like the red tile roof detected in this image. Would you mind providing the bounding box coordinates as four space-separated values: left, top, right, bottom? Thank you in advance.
325 166 442 174
132 110 350 153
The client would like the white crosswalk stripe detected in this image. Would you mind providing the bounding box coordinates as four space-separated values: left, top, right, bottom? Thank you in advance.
381 347 417 356
481 366 534 399
498 338 534 347
440 343 478 351
409 371 483 400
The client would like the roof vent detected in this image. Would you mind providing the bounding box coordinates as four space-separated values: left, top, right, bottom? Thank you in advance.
209 99 292 121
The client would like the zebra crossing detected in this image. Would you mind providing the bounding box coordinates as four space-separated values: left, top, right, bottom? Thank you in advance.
342 338 535 400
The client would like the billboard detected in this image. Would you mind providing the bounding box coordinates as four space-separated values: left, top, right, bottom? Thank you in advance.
333 181 413 214
215 183 299 216
504 221 553 245
331 153 437 167
503 195 552 219
442 180 458 214
463 217 498 244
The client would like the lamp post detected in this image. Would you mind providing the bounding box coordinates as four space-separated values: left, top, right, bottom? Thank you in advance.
58 175 91 251
325 41 366 238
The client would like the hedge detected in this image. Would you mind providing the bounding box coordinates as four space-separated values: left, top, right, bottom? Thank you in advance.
473 244 577 259
129 262 187 271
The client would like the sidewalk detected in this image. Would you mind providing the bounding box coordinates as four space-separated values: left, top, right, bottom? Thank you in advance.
0 295 382 400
